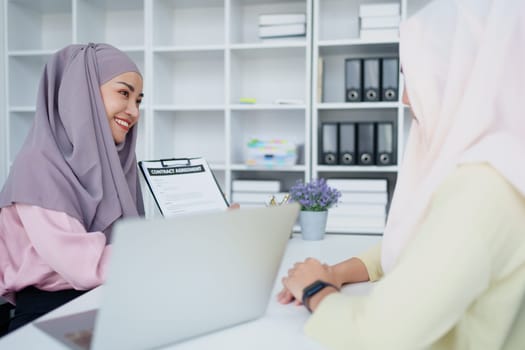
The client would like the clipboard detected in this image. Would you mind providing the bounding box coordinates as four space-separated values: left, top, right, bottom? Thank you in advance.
138 157 229 217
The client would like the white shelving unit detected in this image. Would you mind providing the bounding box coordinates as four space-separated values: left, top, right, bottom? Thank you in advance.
1 0 312 218
311 0 412 234
150 0 312 218
1 0 431 233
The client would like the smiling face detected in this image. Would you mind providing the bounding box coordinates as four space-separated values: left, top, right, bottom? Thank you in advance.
100 72 143 144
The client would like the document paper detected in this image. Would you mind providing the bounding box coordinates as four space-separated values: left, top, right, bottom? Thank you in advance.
139 157 228 217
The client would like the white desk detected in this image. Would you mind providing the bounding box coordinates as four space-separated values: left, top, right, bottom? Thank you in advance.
0 234 380 350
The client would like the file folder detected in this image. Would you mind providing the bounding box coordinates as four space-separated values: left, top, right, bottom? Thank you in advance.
357 123 376 165
338 122 356 165
376 122 396 165
345 59 362 102
321 123 338 165
381 58 399 101
363 58 381 102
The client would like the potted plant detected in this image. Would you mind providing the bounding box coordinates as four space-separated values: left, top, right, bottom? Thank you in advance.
288 178 341 240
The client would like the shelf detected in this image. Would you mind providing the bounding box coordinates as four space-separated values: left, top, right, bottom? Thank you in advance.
153 50 224 60
317 102 399 110
229 0 308 44
229 42 307 50
153 110 226 164
231 164 306 172
9 106 36 112
319 41 399 57
8 111 34 163
230 104 306 110
153 45 225 53
84 0 144 11
230 45 305 59
153 0 225 47
317 39 399 51
8 50 56 57
230 109 306 165
232 0 301 4
119 46 146 53
154 105 225 111
8 55 50 106
317 109 398 125
2 0 412 237
9 0 69 12
318 50 400 103
316 165 398 173
153 50 224 105
8 0 72 51
319 38 399 47
76 0 144 48
230 46 307 105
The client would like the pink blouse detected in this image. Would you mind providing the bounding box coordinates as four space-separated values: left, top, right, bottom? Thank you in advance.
0 204 111 303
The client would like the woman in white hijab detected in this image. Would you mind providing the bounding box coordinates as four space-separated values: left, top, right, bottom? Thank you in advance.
278 0 525 348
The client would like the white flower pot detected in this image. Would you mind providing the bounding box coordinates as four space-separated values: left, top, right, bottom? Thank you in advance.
299 210 328 241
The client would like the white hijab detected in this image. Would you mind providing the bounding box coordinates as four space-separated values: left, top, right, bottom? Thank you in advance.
381 0 525 273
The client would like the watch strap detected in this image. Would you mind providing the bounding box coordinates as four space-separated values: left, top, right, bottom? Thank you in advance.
302 280 339 313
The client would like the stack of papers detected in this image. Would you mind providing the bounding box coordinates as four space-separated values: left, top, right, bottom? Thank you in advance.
359 3 400 41
327 178 388 233
258 13 306 40
231 179 285 208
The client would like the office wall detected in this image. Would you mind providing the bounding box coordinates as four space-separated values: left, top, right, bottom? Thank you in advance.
0 0 5 186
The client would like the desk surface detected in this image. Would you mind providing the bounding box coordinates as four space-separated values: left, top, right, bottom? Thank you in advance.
0 234 380 350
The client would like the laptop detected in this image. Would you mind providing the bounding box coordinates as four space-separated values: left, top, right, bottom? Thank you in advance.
35 203 299 350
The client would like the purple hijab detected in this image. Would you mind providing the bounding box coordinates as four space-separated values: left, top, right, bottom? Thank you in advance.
0 43 144 237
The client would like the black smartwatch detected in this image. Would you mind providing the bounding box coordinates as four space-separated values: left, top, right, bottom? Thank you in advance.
302 280 339 313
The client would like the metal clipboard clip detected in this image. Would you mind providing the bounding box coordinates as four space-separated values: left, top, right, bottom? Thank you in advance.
159 158 193 168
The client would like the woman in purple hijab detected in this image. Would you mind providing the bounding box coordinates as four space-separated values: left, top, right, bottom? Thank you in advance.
0 43 145 332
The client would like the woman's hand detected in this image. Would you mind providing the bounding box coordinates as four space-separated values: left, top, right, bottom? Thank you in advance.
277 286 301 305
277 261 340 305
228 203 240 210
277 252 372 309
279 258 338 304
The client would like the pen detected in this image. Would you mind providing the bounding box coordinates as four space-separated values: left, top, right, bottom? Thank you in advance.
280 194 290 205
267 194 290 207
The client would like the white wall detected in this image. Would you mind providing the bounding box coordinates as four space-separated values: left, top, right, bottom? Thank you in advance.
0 0 6 186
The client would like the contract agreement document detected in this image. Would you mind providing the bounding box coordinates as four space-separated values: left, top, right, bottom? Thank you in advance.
139 157 228 217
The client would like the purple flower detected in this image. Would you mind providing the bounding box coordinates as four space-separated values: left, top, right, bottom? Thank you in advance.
288 178 341 211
